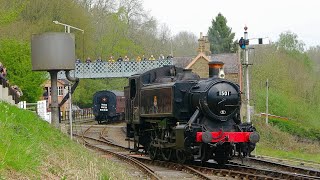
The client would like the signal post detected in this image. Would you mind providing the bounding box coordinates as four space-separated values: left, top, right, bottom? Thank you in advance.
239 26 251 123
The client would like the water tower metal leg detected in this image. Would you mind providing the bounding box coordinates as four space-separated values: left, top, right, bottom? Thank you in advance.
49 70 60 128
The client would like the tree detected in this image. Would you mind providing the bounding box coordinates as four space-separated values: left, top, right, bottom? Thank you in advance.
0 39 47 102
207 13 235 54
0 0 28 26
307 45 320 72
277 31 305 52
119 0 144 26
172 31 197 57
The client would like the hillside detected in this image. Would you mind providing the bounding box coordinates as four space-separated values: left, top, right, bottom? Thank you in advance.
249 45 320 140
0 102 130 179
253 117 320 163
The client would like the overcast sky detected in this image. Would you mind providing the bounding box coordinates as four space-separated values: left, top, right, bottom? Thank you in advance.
143 0 319 48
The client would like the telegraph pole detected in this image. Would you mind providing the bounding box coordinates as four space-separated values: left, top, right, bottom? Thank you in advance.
266 79 269 124
244 26 251 123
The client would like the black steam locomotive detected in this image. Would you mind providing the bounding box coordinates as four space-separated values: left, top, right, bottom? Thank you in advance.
125 62 259 165
93 90 125 124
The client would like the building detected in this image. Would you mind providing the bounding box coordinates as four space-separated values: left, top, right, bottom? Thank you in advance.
172 32 242 90
42 79 70 119
197 32 211 56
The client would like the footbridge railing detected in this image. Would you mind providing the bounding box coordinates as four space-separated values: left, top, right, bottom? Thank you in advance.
58 59 173 79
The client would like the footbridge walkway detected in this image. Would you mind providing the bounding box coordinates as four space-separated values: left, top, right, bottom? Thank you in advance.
58 59 173 79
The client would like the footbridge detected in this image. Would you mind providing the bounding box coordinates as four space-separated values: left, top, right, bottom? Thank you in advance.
58 59 173 79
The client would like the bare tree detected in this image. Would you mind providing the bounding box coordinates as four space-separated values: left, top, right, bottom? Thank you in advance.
307 45 320 72
172 31 198 57
119 0 144 25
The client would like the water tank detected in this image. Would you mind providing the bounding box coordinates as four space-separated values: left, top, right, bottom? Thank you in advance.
31 32 75 71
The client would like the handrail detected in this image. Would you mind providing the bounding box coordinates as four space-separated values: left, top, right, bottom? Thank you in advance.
57 59 173 79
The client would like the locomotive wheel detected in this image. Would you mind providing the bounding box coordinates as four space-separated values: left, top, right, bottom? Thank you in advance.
176 149 186 164
161 148 172 161
200 144 210 162
215 158 227 166
214 150 228 165
149 145 157 160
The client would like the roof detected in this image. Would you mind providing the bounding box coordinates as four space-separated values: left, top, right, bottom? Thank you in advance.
58 79 70 85
185 52 211 69
172 56 194 68
180 52 240 74
44 79 70 87
209 53 239 74
112 91 124 96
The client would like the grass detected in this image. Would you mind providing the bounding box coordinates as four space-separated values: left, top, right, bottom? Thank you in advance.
250 45 320 141
253 117 320 163
0 101 131 179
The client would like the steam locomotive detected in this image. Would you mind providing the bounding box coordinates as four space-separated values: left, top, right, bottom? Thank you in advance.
125 62 259 164
92 90 125 124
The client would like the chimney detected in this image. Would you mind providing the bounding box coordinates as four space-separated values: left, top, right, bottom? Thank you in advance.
200 32 203 39
208 61 224 78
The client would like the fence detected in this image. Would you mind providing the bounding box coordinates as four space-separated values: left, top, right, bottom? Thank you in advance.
19 100 93 122
60 108 93 121
57 59 173 79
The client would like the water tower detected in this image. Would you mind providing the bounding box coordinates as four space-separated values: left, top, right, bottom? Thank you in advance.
31 32 75 128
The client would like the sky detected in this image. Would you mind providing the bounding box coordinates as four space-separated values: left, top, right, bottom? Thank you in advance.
143 0 320 48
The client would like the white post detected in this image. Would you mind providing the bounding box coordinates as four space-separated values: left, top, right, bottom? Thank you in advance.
170 38 173 57
69 84 73 139
244 27 251 123
266 79 269 124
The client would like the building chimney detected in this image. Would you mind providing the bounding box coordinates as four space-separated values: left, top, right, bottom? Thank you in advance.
208 61 224 78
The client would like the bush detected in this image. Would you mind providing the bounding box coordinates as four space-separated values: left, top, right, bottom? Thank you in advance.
0 39 47 102
269 118 320 141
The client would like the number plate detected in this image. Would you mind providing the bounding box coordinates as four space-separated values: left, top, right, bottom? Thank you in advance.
218 91 231 96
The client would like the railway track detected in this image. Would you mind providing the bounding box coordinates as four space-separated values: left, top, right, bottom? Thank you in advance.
226 162 319 180
253 155 320 170
77 125 160 179
75 125 320 179
77 125 204 179
61 118 97 126
234 156 320 178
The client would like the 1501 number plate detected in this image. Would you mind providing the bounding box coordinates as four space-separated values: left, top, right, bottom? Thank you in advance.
218 91 231 96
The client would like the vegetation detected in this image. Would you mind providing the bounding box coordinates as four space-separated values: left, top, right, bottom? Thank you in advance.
0 0 198 102
307 45 320 72
207 13 237 54
0 102 131 179
249 32 320 141
73 78 128 108
253 118 320 163
0 39 47 102
1 0 320 174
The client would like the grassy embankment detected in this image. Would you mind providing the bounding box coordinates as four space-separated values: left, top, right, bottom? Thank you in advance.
248 45 320 162
0 102 130 179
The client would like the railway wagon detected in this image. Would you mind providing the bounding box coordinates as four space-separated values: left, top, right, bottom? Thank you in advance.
93 90 125 124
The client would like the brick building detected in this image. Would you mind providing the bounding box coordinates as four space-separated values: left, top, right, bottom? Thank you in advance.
42 79 70 117
172 32 242 90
